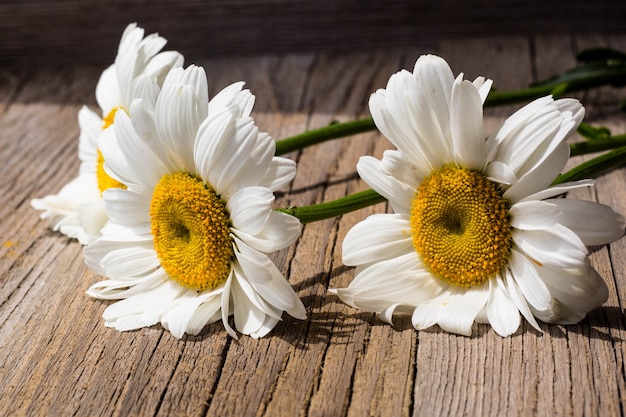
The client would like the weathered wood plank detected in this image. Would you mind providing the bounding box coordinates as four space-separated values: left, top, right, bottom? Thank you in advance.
2 1 626 66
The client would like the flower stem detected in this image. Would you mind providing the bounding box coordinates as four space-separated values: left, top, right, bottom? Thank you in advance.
275 118 376 155
484 70 626 107
570 135 626 157
277 189 386 224
554 144 626 184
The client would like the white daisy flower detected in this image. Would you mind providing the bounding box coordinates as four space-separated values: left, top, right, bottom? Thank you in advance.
31 23 183 244
84 65 306 339
332 54 625 337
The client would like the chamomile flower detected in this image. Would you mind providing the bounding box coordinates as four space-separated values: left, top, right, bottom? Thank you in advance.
31 23 183 243
332 54 625 337
84 65 306 339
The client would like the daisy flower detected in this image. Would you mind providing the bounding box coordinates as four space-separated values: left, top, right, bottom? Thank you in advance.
332 54 625 337
84 65 306 339
31 23 183 243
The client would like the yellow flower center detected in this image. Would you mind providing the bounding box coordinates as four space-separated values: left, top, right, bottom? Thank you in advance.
150 172 234 291
410 164 511 287
97 107 127 195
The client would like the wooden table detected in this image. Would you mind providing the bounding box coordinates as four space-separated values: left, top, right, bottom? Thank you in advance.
2 31 626 416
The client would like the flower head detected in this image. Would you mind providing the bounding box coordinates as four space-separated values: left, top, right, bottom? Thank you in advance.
84 65 306 339
31 23 183 243
332 55 625 336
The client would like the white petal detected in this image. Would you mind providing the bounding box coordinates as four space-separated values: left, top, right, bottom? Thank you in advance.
380 149 424 188
411 302 438 331
127 98 182 177
496 107 563 174
450 76 485 170
232 262 282 320
232 210 301 253
356 156 413 213
535 263 608 316
186 294 223 335
130 75 161 112
554 98 585 129
503 269 542 332
220 275 238 339
472 77 493 103
370 73 428 165
551 198 625 245
84 227 153 274
491 96 555 147
507 249 551 311
209 81 255 118
233 237 306 319
99 221 153 242
75 199 109 242
194 107 236 186
370 90 446 171
31 169 102 244
115 115 170 190
503 143 569 203
208 118 274 197
378 303 402 324
95 64 123 114
259 156 297 191
141 50 184 86
77 106 102 170
100 245 160 279
161 290 215 339
227 187 273 236
513 224 587 269
342 213 413 266
520 179 595 202
412 54 454 142
155 66 208 173
230 271 273 336
335 252 446 313
385 69 451 167
413 54 455 103
485 161 517 186
486 276 521 336
509 200 560 230
101 280 184 331
87 269 168 300
101 113 150 193
412 284 489 336
102 188 150 227
248 316 281 339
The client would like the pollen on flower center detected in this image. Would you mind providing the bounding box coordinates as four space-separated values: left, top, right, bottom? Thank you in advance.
97 107 127 195
410 164 512 287
150 172 234 291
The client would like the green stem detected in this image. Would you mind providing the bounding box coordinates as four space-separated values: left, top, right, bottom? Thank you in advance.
553 144 626 184
277 189 385 223
570 134 626 156
275 118 376 155
485 70 626 107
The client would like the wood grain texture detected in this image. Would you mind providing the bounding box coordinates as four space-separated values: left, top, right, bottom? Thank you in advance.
2 33 626 417
2 0 626 66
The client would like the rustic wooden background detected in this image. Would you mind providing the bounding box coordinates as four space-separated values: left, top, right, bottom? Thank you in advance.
1 0 626 66
2 2 626 416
